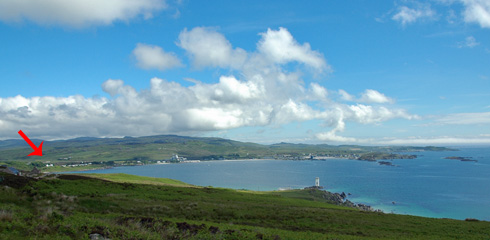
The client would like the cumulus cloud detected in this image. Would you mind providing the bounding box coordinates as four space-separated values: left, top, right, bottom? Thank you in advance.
392 4 436 25
388 0 490 29
309 83 328 100
338 89 355 101
337 89 394 104
132 43 183 70
177 27 247 69
461 0 490 28
316 131 358 143
359 89 394 104
101 79 125 97
0 27 413 141
0 0 166 28
257 27 330 72
315 104 415 143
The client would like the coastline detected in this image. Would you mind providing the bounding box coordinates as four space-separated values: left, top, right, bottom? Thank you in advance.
52 151 490 221
42 153 423 174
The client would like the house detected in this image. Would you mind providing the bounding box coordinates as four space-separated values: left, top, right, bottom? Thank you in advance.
0 165 21 176
25 167 41 177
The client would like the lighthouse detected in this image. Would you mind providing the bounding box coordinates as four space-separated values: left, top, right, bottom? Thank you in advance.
315 177 320 187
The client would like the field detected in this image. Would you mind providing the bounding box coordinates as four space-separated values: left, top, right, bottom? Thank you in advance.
1 172 488 239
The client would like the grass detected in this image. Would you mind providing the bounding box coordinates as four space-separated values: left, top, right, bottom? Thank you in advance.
78 173 193 187
0 172 488 239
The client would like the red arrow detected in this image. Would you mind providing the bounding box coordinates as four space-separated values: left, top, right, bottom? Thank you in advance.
18 130 43 156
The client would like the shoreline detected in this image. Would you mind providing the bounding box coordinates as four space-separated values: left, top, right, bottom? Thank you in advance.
45 155 423 174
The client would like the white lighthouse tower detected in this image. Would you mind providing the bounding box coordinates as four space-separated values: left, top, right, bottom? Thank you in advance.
315 177 320 187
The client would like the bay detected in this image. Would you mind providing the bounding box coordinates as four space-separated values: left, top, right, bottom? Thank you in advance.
67 147 490 221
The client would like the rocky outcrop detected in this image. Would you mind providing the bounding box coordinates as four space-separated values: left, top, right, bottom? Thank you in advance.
308 188 382 212
378 161 395 166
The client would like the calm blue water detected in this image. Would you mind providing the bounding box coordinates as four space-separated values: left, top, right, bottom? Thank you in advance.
67 147 490 221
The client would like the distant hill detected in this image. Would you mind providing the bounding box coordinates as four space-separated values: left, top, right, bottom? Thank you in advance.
0 139 44 150
0 134 455 171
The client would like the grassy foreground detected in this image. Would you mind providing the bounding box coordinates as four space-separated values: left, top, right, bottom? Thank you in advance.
1 173 489 239
80 173 193 187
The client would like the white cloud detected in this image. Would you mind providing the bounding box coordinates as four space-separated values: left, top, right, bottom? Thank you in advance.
457 36 480 48
378 136 490 145
183 108 245 130
101 79 125 97
315 104 416 143
191 75 264 104
436 112 490 125
257 27 330 72
0 0 166 28
359 89 394 104
309 83 328 100
177 27 247 69
346 104 414 124
338 89 355 101
337 89 394 104
314 134 490 146
0 27 415 141
315 108 357 143
273 100 320 124
132 43 183 70
315 131 358 143
392 5 436 25
461 0 490 28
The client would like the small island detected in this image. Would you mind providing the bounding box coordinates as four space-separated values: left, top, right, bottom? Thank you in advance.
378 161 396 166
444 156 478 162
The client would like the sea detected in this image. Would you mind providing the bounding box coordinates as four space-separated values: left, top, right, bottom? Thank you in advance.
67 147 490 221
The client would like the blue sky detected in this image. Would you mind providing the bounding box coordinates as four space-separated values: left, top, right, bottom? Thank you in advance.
0 0 489 145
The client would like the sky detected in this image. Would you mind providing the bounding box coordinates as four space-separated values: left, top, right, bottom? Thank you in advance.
0 0 489 146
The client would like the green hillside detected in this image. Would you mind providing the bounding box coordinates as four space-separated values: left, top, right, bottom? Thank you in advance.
79 173 193 187
0 172 488 239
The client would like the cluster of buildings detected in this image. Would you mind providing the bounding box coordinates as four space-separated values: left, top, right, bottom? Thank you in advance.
170 154 187 162
59 162 92 168
0 165 41 178
167 154 200 163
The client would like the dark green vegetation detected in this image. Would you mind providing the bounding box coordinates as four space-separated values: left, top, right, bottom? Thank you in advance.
0 135 454 172
358 152 417 161
0 172 488 239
